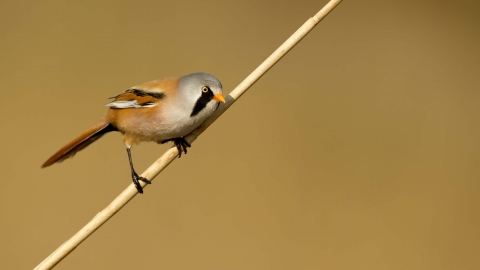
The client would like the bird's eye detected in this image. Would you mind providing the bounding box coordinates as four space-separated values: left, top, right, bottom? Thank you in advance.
202 86 209 93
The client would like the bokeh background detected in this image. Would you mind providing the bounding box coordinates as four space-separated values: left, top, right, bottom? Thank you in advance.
1 0 479 269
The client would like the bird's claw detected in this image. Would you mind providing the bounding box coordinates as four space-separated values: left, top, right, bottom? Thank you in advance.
161 137 191 158
132 171 151 194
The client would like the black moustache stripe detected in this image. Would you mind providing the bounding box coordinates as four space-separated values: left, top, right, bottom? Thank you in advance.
191 88 214 117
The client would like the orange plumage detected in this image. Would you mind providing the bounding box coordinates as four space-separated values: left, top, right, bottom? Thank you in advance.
41 118 114 168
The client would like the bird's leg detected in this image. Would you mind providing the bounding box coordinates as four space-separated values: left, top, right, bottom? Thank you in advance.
161 137 191 158
126 147 151 194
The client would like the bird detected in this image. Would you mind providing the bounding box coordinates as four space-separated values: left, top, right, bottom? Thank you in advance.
42 72 225 194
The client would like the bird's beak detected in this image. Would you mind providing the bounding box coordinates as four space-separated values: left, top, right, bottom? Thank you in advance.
213 93 226 103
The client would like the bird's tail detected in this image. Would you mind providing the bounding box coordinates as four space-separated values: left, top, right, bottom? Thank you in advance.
42 118 117 168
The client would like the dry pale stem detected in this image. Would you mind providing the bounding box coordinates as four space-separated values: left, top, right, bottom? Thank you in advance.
34 0 343 269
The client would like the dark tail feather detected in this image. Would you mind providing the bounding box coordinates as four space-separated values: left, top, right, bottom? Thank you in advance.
42 119 117 168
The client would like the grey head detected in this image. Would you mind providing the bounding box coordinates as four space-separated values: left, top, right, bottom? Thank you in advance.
178 72 224 117
179 72 222 94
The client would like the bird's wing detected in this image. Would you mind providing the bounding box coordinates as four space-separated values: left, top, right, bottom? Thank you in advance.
106 88 165 108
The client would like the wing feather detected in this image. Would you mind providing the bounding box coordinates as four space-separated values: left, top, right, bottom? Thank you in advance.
107 89 165 109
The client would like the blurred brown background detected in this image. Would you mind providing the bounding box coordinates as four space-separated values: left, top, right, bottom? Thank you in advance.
1 0 479 269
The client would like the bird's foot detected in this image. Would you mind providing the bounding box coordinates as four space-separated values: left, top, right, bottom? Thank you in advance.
132 171 151 194
161 137 191 158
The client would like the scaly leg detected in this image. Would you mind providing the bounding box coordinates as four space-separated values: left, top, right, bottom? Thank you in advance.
126 147 151 194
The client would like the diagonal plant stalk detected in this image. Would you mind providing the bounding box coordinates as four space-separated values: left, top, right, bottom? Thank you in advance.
34 1 343 269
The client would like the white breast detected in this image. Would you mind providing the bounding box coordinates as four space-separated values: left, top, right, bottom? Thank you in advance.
155 97 217 141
